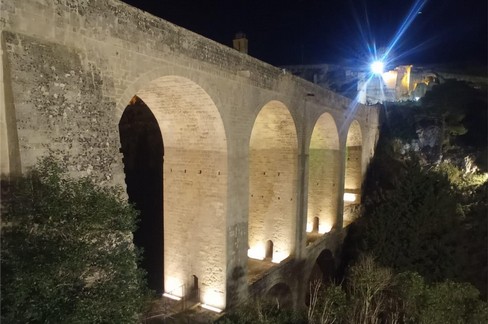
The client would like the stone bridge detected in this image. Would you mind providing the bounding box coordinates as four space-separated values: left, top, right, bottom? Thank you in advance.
0 0 380 311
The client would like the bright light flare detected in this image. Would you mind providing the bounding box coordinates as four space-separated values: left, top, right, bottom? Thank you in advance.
371 61 384 74
318 223 332 234
201 304 223 313
201 289 225 311
343 193 357 202
164 276 184 298
306 223 313 233
247 246 265 260
162 293 181 301
271 251 289 264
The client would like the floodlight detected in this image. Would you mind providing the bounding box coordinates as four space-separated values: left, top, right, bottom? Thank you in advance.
371 61 384 74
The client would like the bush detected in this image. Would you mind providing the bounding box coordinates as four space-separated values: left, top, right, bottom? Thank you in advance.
217 299 306 324
1 157 148 323
419 280 488 324
308 280 347 324
360 159 464 282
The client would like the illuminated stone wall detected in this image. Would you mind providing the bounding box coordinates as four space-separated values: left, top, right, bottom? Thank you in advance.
307 113 340 233
344 120 363 226
249 101 298 263
136 76 227 308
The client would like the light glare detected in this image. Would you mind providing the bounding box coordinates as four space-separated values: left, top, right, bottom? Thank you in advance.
162 293 181 301
201 304 223 313
318 223 332 234
271 251 289 264
344 193 357 202
247 247 265 260
371 61 384 74
306 223 313 233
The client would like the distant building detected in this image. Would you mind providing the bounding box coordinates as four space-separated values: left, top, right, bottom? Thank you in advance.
358 65 439 104
283 63 487 105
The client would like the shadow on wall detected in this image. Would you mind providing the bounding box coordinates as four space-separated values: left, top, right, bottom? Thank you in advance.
119 96 164 294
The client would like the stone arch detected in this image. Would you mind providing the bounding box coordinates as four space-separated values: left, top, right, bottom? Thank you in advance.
118 75 227 310
119 97 164 294
307 113 340 235
343 120 362 226
266 282 293 308
305 249 335 306
265 240 274 260
248 100 298 264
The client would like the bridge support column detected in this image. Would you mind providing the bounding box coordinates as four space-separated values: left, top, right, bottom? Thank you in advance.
0 32 21 178
336 142 346 230
295 100 310 259
295 151 309 259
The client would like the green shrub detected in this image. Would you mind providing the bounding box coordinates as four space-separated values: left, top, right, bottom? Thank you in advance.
1 157 148 323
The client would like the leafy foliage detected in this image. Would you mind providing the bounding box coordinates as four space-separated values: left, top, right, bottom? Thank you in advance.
346 255 394 323
217 299 306 324
1 157 148 323
349 83 488 293
419 280 488 324
360 158 464 282
308 281 347 324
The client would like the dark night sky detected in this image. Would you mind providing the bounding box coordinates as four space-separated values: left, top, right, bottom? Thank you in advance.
120 0 487 68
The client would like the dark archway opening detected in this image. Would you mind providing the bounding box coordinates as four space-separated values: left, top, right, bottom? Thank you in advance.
265 240 274 260
313 216 319 233
316 249 335 283
267 283 293 308
119 96 164 294
305 249 336 306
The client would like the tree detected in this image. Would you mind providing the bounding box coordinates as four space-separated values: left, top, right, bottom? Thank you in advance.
419 80 486 158
359 158 464 282
1 157 148 323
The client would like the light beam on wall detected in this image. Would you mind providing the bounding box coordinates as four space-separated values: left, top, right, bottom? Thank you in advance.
164 276 184 298
271 251 289 264
306 223 313 233
247 246 265 260
343 193 357 202
162 293 181 301
318 223 332 234
202 289 225 311
201 304 223 313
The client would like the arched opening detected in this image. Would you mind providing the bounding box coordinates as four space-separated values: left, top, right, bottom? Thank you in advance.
305 249 335 306
343 120 362 226
313 217 319 233
119 76 227 310
267 283 293 308
307 113 340 238
119 96 163 294
265 240 274 260
190 275 199 300
248 100 298 266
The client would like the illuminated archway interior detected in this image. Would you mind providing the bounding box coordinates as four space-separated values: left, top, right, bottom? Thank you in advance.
248 100 298 265
119 76 227 310
343 120 362 226
307 113 340 235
